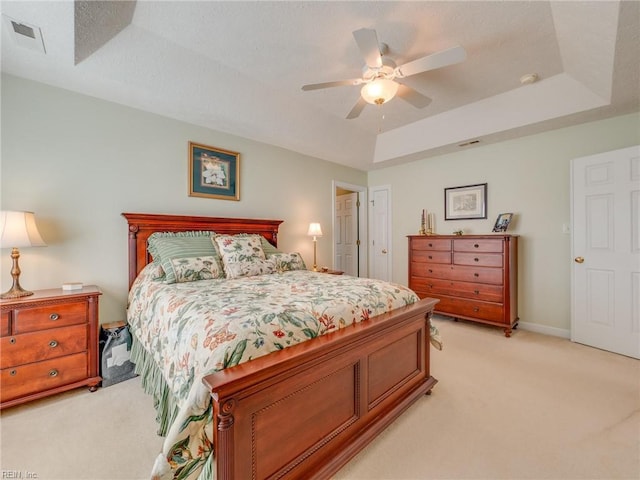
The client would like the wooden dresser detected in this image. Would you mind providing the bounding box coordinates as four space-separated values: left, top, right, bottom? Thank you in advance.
408 235 518 336
0 286 102 409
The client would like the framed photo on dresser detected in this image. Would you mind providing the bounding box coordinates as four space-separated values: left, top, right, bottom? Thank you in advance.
493 213 513 232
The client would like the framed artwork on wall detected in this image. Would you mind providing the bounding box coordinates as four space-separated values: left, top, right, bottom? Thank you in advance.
188 141 240 201
492 213 513 232
444 183 487 220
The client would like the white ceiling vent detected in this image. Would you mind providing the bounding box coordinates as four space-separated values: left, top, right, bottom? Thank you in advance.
2 15 46 54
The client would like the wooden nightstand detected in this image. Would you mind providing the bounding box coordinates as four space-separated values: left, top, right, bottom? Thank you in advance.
0 286 102 409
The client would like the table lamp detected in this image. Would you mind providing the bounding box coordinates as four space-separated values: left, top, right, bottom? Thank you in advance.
0 211 47 299
307 222 323 272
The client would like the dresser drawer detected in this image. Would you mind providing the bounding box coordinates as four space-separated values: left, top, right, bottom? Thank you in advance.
410 250 451 264
411 277 503 303
1 324 87 369
453 252 503 267
1 311 9 337
411 263 503 285
1 352 88 403
454 238 503 253
12 301 87 334
411 238 451 251
435 296 505 323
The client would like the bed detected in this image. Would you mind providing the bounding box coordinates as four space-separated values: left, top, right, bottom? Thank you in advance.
123 212 440 480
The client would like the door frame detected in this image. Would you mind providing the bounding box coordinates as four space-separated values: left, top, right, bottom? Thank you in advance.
332 181 368 277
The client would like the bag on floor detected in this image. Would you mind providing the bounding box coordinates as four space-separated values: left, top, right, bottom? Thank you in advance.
99 322 137 387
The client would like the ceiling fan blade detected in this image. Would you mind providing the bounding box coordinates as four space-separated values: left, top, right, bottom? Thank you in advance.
395 45 466 78
346 97 367 120
353 28 382 69
301 79 363 91
397 84 432 109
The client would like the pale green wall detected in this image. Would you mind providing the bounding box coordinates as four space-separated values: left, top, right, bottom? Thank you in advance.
0 74 366 322
3 74 639 334
368 112 640 334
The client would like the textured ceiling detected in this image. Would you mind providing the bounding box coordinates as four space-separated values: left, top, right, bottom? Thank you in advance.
1 1 638 171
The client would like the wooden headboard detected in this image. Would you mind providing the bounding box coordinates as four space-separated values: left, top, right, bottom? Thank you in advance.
122 213 284 288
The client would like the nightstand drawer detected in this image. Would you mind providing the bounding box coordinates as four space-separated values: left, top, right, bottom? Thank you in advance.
1 324 87 369
1 352 88 403
12 301 87 334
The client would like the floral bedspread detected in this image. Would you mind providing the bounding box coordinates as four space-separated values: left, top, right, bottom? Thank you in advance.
127 265 440 480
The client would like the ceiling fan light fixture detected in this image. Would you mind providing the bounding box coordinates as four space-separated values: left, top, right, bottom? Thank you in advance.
360 78 398 105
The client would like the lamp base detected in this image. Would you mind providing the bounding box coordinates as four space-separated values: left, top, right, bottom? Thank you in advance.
1 284 34 299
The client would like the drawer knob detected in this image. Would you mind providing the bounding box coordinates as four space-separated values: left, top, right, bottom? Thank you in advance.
10 369 17 376
428 269 433 273
474 290 480 294
50 313 60 321
428 284 433 288
428 255 433 259
49 369 59 377
49 340 59 348
474 244 479 248
473 307 480 312
474 257 480 262
9 337 16 345
474 273 479 277
428 243 433 247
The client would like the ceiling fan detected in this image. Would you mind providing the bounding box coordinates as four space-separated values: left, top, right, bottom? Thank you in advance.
301 28 466 119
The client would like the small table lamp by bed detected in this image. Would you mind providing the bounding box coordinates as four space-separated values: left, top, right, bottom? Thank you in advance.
307 222 323 272
0 211 47 299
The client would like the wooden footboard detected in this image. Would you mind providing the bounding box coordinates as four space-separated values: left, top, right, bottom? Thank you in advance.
203 297 439 479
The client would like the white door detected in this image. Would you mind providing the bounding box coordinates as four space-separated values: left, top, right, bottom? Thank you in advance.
369 186 392 282
571 145 640 359
335 193 358 276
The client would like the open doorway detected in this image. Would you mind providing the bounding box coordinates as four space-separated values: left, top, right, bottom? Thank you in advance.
332 181 368 277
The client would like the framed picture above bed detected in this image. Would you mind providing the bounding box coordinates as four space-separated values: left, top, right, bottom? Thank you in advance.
188 141 240 201
444 183 487 220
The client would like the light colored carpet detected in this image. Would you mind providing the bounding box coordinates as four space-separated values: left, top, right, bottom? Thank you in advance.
1 317 638 480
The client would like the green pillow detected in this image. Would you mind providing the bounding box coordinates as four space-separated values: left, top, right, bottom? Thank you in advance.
147 231 224 284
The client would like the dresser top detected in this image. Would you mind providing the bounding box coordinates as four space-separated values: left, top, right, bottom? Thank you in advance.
0 285 102 307
408 234 518 239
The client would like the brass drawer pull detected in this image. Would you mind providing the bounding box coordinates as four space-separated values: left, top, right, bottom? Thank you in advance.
49 340 59 348
10 369 17 376
49 369 58 377
428 243 433 247
9 337 16 344
474 290 480 294
473 307 480 312
474 243 479 248
428 255 433 259
428 269 433 273
474 273 479 277
49 313 60 321
474 257 480 262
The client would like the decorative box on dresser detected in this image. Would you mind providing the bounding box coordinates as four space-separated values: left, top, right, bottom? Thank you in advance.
408 235 518 337
0 286 102 409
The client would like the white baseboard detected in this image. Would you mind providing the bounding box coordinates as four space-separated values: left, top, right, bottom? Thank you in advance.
517 321 570 339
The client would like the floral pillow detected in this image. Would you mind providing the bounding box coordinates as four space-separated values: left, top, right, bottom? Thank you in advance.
270 252 307 272
168 256 223 283
214 234 268 279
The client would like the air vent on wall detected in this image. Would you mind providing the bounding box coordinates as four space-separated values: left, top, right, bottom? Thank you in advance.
2 15 46 54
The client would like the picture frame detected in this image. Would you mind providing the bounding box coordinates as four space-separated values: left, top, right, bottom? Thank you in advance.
188 141 240 201
444 183 487 220
492 212 513 232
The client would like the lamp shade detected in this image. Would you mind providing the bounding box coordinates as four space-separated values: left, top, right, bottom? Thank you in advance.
360 78 399 105
0 211 46 248
307 222 323 237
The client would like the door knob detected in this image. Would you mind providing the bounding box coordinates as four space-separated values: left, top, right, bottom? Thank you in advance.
574 256 585 264
381 249 388 254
